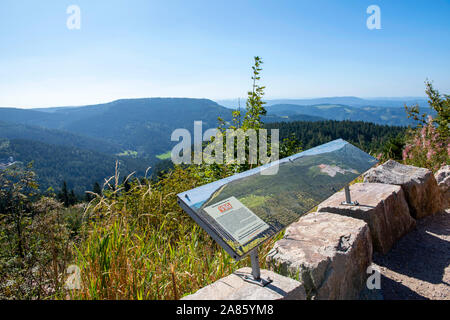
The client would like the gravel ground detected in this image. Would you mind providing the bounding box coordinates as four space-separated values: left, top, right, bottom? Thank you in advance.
371 209 450 300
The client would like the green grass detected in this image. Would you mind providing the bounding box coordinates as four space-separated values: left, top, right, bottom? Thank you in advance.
156 151 172 160
67 167 282 300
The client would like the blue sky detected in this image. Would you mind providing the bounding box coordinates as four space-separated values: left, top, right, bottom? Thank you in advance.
1 0 449 108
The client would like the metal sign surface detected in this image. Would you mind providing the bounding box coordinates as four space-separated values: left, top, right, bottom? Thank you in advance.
177 139 377 260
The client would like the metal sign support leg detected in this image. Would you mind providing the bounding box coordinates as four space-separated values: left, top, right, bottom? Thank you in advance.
341 185 359 206
242 250 273 287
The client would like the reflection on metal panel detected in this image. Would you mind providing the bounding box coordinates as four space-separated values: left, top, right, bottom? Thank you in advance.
177 139 377 260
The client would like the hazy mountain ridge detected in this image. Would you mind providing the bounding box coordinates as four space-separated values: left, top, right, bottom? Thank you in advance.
262 114 325 123
216 96 429 109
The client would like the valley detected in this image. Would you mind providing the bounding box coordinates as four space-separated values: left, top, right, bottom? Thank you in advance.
0 97 412 196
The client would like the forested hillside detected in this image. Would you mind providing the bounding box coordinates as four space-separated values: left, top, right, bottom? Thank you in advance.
0 97 427 159
0 119 405 196
266 104 435 126
0 138 150 195
0 121 121 155
265 120 406 154
0 96 411 197
0 98 233 158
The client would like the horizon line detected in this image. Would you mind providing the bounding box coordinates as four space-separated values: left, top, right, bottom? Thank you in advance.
1 95 429 110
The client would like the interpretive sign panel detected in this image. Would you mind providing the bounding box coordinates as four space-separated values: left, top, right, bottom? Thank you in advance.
177 139 377 260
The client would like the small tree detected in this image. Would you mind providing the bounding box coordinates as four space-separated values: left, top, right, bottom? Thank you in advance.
214 56 271 177
215 56 301 176
424 81 449 141
242 56 267 130
0 162 38 259
68 190 77 206
405 80 449 140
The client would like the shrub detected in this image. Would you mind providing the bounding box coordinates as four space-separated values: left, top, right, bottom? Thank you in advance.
402 116 449 171
403 81 449 171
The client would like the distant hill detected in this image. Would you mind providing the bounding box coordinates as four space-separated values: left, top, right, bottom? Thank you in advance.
0 138 150 195
0 98 233 158
263 114 325 123
265 104 434 126
264 97 429 108
216 97 429 109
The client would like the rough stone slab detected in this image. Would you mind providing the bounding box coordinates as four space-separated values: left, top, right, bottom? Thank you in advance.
266 212 372 300
363 160 443 219
181 267 306 300
317 183 416 254
435 165 450 209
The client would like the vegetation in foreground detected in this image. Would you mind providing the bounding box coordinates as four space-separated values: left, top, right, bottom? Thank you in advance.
402 81 449 171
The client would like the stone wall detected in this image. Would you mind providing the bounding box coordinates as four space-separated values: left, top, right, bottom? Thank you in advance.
317 183 415 254
266 212 372 299
363 160 443 219
182 162 447 300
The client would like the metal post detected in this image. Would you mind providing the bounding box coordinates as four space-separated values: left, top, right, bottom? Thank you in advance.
250 250 261 280
344 185 352 204
341 185 359 206
241 250 273 287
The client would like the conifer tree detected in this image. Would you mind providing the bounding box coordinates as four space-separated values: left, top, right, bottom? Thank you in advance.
58 181 69 207
93 182 102 196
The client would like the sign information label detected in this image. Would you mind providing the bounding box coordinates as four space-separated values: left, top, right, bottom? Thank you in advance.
203 196 270 245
